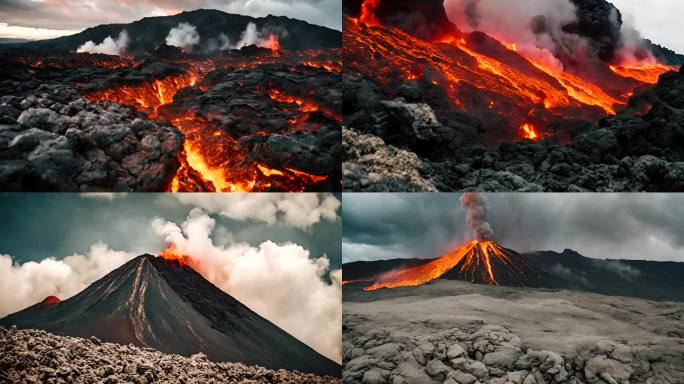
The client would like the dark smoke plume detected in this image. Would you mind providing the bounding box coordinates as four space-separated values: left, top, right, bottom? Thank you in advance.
460 192 494 240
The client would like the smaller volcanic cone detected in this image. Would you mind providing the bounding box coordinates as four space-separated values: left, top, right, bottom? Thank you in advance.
40 296 61 305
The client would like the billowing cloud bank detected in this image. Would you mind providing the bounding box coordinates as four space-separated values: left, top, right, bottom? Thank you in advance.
173 193 340 229
0 244 135 317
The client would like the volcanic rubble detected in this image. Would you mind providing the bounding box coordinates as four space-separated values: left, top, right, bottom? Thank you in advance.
343 66 684 192
342 281 684 384
0 49 341 191
0 325 339 384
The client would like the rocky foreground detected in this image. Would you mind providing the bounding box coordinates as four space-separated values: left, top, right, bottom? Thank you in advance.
343 280 684 384
0 326 340 384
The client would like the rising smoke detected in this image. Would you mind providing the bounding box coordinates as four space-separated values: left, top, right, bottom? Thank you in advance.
459 192 494 241
233 22 282 50
165 22 201 51
76 30 129 56
443 0 655 68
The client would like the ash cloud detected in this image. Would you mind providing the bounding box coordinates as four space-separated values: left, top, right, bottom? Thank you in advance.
165 22 200 51
76 30 129 56
460 192 494 241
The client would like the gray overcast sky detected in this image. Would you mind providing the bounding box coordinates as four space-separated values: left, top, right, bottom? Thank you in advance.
342 193 684 264
611 0 684 53
0 0 341 39
0 193 340 267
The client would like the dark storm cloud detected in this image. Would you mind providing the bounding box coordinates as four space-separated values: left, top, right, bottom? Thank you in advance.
343 193 684 263
0 0 341 35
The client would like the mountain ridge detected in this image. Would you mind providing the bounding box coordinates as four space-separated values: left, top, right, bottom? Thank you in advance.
0 9 341 54
343 245 684 301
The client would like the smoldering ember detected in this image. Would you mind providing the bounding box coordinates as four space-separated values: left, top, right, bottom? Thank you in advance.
342 0 684 192
0 9 341 191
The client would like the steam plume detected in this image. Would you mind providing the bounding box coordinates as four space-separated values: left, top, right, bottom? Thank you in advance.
233 22 282 50
76 30 129 56
152 209 341 363
165 22 200 51
460 192 494 240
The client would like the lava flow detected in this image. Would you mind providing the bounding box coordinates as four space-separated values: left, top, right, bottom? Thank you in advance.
363 240 539 291
345 10 677 142
82 50 338 192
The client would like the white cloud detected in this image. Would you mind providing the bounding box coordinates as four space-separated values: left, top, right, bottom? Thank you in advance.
165 22 200 50
0 244 135 317
173 193 340 229
152 208 342 362
76 30 129 56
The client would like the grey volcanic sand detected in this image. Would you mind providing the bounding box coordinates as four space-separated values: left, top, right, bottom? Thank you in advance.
343 280 684 384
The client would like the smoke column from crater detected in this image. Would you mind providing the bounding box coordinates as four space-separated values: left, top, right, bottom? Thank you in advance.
460 192 494 241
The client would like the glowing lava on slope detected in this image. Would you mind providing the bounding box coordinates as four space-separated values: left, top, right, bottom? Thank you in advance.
345 12 676 141
362 240 539 291
609 63 679 84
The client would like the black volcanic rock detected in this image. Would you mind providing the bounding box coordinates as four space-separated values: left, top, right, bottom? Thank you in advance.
564 0 622 61
0 254 341 376
1 9 340 54
344 0 458 40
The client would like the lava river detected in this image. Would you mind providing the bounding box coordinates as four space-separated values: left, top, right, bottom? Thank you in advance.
84 51 340 192
354 240 539 291
344 12 677 142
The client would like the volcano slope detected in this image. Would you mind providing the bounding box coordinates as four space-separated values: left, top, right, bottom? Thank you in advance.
343 280 684 384
0 326 339 384
0 254 341 377
342 0 684 192
0 9 341 192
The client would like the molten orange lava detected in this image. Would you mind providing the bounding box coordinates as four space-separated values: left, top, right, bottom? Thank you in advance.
159 243 189 265
344 16 676 141
609 64 677 84
84 73 196 116
363 240 514 291
266 34 281 51
520 123 538 140
359 0 381 26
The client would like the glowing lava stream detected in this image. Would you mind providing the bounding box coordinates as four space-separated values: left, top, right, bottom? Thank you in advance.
609 64 678 84
363 240 517 291
363 240 478 291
